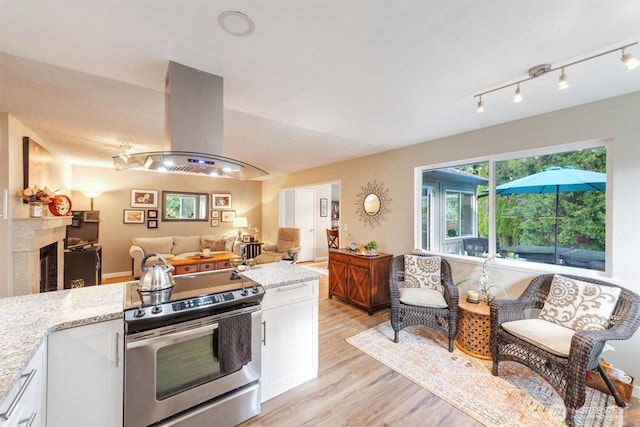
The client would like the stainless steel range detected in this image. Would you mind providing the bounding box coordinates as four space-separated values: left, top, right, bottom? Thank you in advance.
123 271 265 427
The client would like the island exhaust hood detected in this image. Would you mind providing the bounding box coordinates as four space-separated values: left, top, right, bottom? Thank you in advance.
113 61 268 179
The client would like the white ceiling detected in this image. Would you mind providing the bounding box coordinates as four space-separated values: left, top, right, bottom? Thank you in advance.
1 1 639 178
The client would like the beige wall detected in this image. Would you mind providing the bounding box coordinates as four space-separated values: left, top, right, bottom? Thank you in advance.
261 92 640 381
70 165 262 275
0 113 71 297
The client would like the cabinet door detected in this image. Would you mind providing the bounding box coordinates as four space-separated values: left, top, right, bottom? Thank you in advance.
47 319 123 427
328 260 348 299
261 298 318 403
347 264 371 308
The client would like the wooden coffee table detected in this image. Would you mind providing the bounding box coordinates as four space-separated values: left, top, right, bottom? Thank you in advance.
168 252 238 275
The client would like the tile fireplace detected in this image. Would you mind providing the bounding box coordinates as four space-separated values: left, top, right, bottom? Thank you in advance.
11 216 71 295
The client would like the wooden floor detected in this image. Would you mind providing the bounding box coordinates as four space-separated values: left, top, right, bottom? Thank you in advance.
241 274 640 427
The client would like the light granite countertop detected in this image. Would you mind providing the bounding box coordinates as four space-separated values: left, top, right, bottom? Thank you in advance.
0 283 124 408
0 262 322 409
240 262 324 289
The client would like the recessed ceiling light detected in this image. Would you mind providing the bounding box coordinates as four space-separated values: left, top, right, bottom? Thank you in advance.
218 11 255 37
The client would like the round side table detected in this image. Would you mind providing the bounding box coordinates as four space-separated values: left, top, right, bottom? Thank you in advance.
455 298 492 359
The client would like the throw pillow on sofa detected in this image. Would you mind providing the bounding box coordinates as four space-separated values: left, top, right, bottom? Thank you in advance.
172 235 201 254
201 235 236 252
132 237 173 255
201 239 227 251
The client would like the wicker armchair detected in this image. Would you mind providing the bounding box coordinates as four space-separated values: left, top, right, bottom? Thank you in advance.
490 274 640 426
390 254 459 352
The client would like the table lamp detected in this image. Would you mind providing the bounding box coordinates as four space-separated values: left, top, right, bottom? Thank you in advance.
233 216 248 240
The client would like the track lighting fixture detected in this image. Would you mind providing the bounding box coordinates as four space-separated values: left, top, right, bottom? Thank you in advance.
476 95 484 113
513 84 523 103
557 68 569 90
474 41 638 111
621 48 640 70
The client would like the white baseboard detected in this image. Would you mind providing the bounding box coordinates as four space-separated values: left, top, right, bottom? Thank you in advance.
102 270 132 279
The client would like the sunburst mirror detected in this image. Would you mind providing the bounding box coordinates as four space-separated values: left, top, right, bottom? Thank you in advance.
355 180 391 228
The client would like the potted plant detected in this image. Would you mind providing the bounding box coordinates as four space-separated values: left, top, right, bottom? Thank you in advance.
457 254 508 304
365 241 379 255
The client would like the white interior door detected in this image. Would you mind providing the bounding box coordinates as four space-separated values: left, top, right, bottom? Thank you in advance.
294 189 315 262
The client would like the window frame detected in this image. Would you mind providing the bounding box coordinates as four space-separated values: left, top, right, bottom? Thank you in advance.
414 139 612 276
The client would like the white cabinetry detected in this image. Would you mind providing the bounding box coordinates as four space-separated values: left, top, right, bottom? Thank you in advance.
0 341 47 427
47 319 123 427
261 280 319 403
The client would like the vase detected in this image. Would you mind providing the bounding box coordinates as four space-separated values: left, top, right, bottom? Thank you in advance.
480 290 494 305
29 201 43 218
368 248 378 256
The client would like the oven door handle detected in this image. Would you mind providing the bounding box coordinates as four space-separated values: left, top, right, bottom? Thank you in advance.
127 322 219 349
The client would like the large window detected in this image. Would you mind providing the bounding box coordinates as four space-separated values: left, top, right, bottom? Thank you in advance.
417 145 607 271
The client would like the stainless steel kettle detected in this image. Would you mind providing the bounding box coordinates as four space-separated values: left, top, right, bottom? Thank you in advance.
138 253 175 304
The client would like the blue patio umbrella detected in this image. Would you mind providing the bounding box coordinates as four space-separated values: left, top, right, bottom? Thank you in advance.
495 166 606 263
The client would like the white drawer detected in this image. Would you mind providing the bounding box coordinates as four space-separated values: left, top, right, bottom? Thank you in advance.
262 280 319 309
1 342 46 427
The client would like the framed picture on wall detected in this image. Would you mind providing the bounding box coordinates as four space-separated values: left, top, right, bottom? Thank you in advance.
83 211 100 222
221 210 236 222
320 198 328 217
211 193 231 209
242 234 251 243
123 209 145 224
147 220 158 229
211 210 220 219
147 209 158 219
131 189 158 208
211 219 219 227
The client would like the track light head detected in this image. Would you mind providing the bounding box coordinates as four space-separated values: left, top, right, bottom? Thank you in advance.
558 68 569 90
476 96 484 113
621 48 640 70
513 84 523 103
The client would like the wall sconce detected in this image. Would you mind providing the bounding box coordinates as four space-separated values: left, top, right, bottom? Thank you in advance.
232 216 248 240
82 191 102 210
475 41 638 112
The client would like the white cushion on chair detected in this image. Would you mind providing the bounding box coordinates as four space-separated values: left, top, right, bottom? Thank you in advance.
502 318 575 357
538 275 621 331
399 287 448 308
403 255 443 292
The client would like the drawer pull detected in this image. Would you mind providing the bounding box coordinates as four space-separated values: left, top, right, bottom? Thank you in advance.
0 369 36 420
18 412 36 427
276 283 309 292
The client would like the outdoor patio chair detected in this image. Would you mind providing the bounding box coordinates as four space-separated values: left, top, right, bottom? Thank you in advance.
390 253 459 352
490 274 640 426
463 237 499 257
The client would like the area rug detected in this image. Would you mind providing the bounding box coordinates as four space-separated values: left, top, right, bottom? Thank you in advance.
300 262 328 276
346 322 623 427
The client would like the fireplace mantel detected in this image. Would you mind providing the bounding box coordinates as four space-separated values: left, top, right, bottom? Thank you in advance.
11 216 72 295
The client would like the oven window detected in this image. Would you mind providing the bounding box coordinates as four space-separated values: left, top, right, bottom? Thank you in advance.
156 332 221 400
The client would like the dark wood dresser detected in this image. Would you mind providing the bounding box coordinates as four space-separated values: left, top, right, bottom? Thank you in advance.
328 248 393 315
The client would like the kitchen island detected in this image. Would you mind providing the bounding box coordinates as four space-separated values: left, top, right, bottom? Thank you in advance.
0 261 323 413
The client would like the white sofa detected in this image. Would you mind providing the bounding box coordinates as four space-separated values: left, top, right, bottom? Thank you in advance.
129 233 238 278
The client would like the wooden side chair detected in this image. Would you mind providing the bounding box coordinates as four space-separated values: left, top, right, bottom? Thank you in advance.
326 228 339 250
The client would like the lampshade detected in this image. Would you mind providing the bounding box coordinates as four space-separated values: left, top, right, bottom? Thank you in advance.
233 217 248 228
82 191 102 199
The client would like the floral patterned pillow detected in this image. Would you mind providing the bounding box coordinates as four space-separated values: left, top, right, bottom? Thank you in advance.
403 255 443 293
538 275 621 331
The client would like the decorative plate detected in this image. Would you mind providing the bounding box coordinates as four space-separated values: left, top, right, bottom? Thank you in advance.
49 195 72 216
